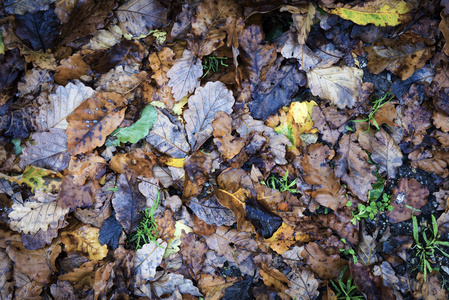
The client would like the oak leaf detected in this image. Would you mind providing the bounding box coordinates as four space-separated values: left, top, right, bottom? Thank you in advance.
184 81 235 150
116 0 167 37
66 92 127 155
302 144 347 211
307 66 363 109
61 224 108 261
167 49 203 102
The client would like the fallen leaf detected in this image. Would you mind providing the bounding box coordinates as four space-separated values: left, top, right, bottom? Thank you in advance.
54 54 90 85
50 281 76 300
167 49 203 102
146 110 191 158
4 0 53 14
98 214 122 250
285 269 320 300
66 92 127 155
18 129 68 174
409 149 449 178
413 272 448 300
370 128 403 178
387 178 429 223
21 220 66 250
61 224 108 261
184 81 235 150
307 66 363 109
350 262 397 300
82 25 123 50
365 32 434 80
116 0 168 38
312 105 347 146
321 0 412 26
112 174 146 234
151 272 202 298
110 148 157 178
188 196 237 227
133 239 166 281
334 134 377 202
44 81 95 130
213 111 245 160
8 191 69 234
301 242 347 280
15 10 60 51
281 35 320 71
302 144 347 211
181 232 208 279
57 178 99 210
18 68 53 95
58 261 100 290
281 2 316 44
94 262 114 300
111 105 157 144
391 67 434 98
171 4 194 39
0 249 14 299
246 197 283 239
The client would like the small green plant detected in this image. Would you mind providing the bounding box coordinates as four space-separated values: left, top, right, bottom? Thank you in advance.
339 238 358 263
261 170 297 193
202 55 228 78
411 215 449 281
127 192 160 250
349 173 393 225
330 267 364 300
353 92 394 131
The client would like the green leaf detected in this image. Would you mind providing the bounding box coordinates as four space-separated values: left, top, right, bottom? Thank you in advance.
111 105 157 144
413 216 419 244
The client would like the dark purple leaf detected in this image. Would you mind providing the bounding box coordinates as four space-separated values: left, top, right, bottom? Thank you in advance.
99 214 123 250
15 10 60 51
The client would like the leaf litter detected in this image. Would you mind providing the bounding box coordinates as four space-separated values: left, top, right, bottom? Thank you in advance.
1 0 449 299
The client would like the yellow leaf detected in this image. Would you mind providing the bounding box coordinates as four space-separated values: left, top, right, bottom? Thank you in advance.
321 0 412 27
61 225 108 261
289 101 317 135
0 165 63 193
165 158 185 168
265 223 311 255
164 221 193 257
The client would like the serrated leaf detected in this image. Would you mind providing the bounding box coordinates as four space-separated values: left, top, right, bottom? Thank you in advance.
116 0 168 37
111 105 157 144
66 92 127 155
15 10 59 51
146 110 190 158
322 0 412 26
167 49 203 102
307 66 363 109
44 82 95 130
184 81 235 150
8 191 69 235
19 128 70 172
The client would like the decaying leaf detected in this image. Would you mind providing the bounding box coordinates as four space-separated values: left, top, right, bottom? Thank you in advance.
213 111 245 160
110 148 157 178
150 272 202 298
167 49 203 102
0 249 14 299
387 178 429 223
307 66 363 109
133 239 166 281
15 10 60 51
180 232 208 279
184 81 235 150
370 128 403 178
301 242 347 280
188 197 237 227
0 165 63 194
61 224 108 261
54 54 90 85
116 0 167 37
285 269 319 300
302 144 348 211
66 92 127 155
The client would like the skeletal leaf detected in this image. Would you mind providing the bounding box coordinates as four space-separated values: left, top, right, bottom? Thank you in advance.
184 81 235 150
8 191 69 235
167 49 203 102
66 92 127 155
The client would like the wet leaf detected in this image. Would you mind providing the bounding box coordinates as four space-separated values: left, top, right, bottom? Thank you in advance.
387 178 429 223
245 197 283 239
302 242 347 280
4 0 53 15
0 249 14 299
188 197 237 227
112 174 146 234
167 49 203 102
307 66 363 109
259 263 289 292
98 215 122 251
19 128 69 172
370 128 403 178
280 35 320 71
365 32 434 80
57 178 99 210
184 81 235 150
133 239 166 281
334 134 377 202
54 54 90 85
15 10 59 51
285 269 319 300
145 110 190 158
302 144 347 211
61 224 108 261
312 105 348 146
44 82 95 130
322 0 412 26
391 67 434 98
111 105 157 144
110 148 157 178
180 232 208 278
409 149 449 178
349 262 397 300
213 111 245 160
116 0 167 38
66 92 127 155
171 4 194 39
1 165 63 193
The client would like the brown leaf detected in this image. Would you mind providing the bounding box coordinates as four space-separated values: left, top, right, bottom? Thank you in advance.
433 111 449 132
184 81 235 150
54 54 90 85
112 174 146 234
401 87 432 145
171 4 194 39
110 148 157 178
365 32 434 80
67 153 106 186
180 232 208 279
58 261 100 290
94 262 114 300
312 104 347 146
285 269 320 300
183 151 213 199
409 149 449 178
370 128 403 178
21 219 66 250
259 262 289 292
281 3 316 44
302 144 347 211
281 35 320 71
387 178 429 223
57 178 99 210
61 224 108 261
148 47 176 107
349 262 396 300
213 111 245 160
301 242 347 280
335 134 377 202
0 249 14 299
66 92 127 155
188 196 237 227
50 280 77 300
58 0 116 46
